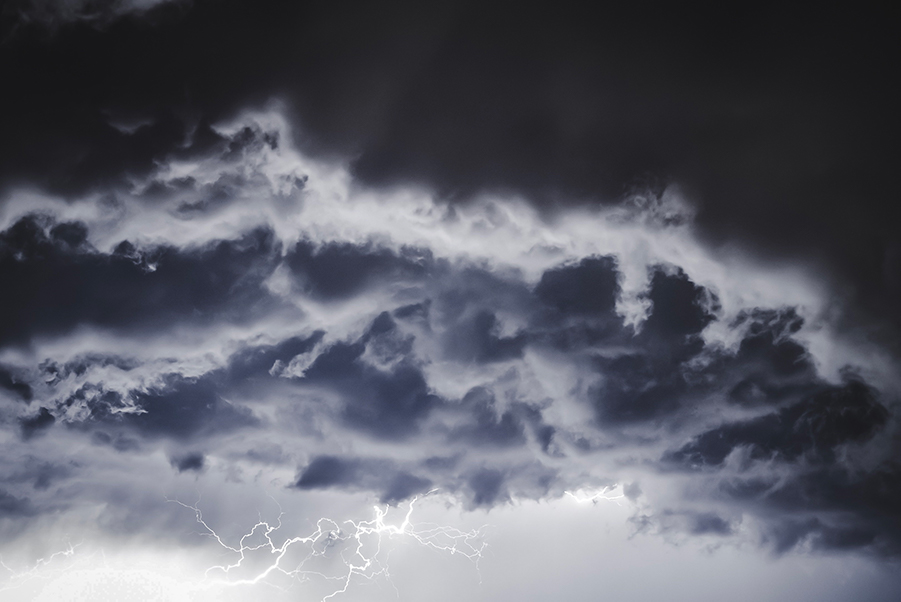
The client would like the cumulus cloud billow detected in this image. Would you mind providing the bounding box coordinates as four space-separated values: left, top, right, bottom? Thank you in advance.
0 111 896 563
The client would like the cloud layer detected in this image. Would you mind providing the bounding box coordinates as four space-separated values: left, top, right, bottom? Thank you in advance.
0 110 898 570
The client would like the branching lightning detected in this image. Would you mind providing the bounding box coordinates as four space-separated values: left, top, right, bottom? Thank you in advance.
564 486 625 505
170 490 488 600
0 540 80 595
0 486 627 600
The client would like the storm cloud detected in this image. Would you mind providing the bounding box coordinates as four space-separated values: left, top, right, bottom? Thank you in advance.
0 2 899 600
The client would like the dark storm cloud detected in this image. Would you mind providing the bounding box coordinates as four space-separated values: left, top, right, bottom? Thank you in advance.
285 241 432 301
442 309 526 364
295 455 529 509
530 256 623 350
556 269 844 430
660 376 899 555
724 310 815 406
1 8 900 591
688 512 734 536
0 200 894 557
525 258 900 554
90 429 140 452
223 331 324 386
434 386 558 456
15 458 72 491
665 380 888 468
0 364 33 401
272 257 896 529
301 337 441 440
535 256 620 317
639 509 737 538
3 0 188 32
40 354 139 384
716 463 901 556
429 266 535 364
581 266 718 424
3 0 898 342
445 387 527 448
640 267 717 341
0 489 35 519
0 215 280 347
192 311 437 442
294 455 432 504
49 373 258 439
22 307 424 442
125 376 258 438
171 451 205 473
18 407 55 439
466 468 508 507
27 340 286 442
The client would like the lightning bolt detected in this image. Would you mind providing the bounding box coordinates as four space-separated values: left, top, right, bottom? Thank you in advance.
0 540 80 595
564 486 625 505
170 489 488 600
0 487 622 599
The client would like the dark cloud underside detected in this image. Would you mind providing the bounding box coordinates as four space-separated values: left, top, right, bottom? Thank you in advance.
1 1 898 340
0 215 280 346
1 199 893 556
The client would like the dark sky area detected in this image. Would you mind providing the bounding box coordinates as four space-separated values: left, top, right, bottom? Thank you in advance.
0 2 899 600
2 1 899 334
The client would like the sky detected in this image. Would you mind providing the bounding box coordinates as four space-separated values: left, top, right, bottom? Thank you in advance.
0 1 899 600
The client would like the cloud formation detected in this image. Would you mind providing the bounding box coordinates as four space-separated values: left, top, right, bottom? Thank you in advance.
0 109 897 573
2 5 900 598
3 0 187 32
